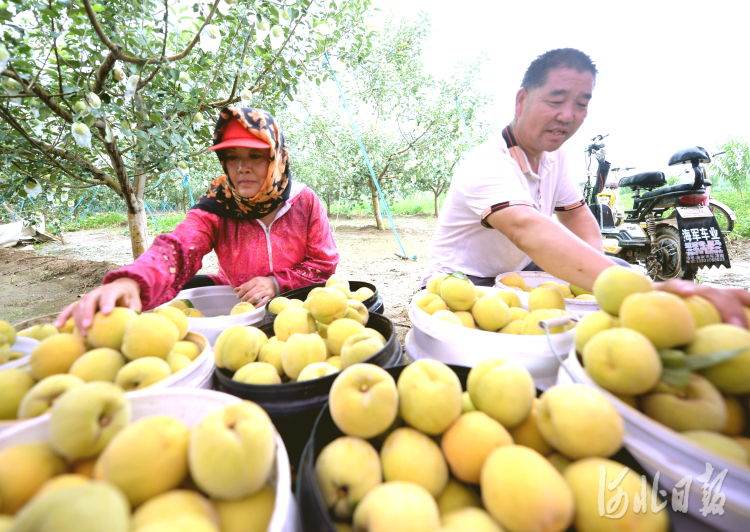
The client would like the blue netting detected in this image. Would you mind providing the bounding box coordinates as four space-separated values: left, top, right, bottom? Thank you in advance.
324 52 416 259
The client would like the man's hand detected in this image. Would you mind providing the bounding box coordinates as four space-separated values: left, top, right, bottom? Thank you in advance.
234 276 277 307
658 280 750 328
54 278 142 336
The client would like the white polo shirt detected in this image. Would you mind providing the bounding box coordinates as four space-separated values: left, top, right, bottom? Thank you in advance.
426 132 584 280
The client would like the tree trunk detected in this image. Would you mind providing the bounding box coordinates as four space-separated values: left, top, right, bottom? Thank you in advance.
326 192 332 217
128 145 149 259
123 172 149 259
126 205 149 258
434 191 439 217
369 178 385 230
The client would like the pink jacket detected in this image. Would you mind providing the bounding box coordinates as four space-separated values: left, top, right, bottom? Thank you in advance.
103 182 339 310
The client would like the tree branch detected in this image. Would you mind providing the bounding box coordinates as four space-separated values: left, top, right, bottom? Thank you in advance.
299 100 338 148
137 64 162 91
0 105 119 192
10 166 98 189
189 20 240 128
207 82 266 108
48 0 70 111
249 16 303 92
161 0 169 59
82 0 221 65
186 146 211 158
210 29 255 107
93 51 119 94
93 118 129 196
26 47 53 92
1 70 73 123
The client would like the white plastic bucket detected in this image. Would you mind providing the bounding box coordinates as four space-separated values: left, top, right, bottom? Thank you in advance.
404 330 557 391
493 270 600 316
0 388 298 532
166 286 267 346
0 332 214 434
0 337 38 370
557 352 750 531
408 288 573 387
148 332 214 391
13 312 60 332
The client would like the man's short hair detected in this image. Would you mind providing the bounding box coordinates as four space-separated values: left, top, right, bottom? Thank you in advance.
521 48 598 90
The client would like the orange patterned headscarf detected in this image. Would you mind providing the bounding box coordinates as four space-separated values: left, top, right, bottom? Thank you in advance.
192 107 291 220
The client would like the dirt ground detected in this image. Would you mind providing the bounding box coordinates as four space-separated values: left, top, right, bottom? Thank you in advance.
1 214 749 342
0 215 436 341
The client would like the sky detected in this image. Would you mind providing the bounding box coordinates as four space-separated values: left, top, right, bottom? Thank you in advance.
369 0 750 182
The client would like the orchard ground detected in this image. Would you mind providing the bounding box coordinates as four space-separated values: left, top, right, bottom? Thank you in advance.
2 214 749 345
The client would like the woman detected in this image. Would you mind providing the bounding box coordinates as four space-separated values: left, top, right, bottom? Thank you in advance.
57 107 339 333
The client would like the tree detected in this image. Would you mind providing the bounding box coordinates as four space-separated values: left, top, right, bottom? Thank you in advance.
289 13 490 228
282 100 357 216
709 136 749 205
0 0 373 257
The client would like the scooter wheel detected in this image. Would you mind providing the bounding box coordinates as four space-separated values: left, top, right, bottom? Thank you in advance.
651 225 697 282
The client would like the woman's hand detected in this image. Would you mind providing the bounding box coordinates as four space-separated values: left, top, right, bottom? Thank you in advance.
234 276 277 307
657 280 750 328
54 278 142 336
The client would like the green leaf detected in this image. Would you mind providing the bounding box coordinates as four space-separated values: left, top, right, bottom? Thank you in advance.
91 3 105 12
660 367 692 388
658 349 687 368
450 272 469 281
683 345 750 371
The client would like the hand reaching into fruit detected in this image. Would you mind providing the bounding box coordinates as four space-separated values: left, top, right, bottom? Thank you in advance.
55 278 142 336
234 276 276 307
657 279 750 328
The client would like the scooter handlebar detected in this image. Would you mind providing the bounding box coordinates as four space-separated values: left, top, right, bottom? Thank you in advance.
586 142 605 153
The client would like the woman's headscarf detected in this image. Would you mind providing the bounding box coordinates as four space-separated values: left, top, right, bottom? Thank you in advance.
191 107 291 220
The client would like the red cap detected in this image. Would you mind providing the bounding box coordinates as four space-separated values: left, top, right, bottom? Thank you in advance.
208 119 271 151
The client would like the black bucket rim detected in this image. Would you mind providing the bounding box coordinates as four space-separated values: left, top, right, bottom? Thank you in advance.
213 313 399 393
295 364 684 532
296 364 467 531
266 281 381 320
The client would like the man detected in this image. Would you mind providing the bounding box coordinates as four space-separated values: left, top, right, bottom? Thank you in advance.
426 48 750 326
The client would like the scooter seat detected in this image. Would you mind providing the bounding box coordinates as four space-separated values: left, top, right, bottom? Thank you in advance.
618 172 666 189
639 182 701 199
668 146 710 166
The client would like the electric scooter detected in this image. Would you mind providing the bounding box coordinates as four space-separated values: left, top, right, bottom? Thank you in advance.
582 135 731 281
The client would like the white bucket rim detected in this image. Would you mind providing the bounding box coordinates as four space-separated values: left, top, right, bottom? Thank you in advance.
148 331 213 389
493 270 600 309
562 350 750 482
1 337 38 370
164 285 266 330
0 387 295 532
410 288 577 351
0 332 214 432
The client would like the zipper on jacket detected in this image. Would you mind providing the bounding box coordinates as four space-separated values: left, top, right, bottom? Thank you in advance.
259 201 293 272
